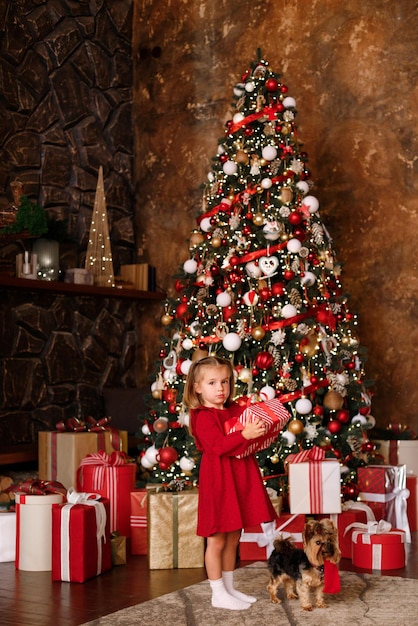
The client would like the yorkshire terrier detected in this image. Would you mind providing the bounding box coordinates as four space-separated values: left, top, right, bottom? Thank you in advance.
267 518 341 611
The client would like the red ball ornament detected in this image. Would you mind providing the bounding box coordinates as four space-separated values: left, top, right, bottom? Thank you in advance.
280 85 288 93
347 361 356 370
244 127 254 137
265 77 279 92
271 282 285 296
288 211 302 225
283 269 295 281
174 279 185 292
313 405 324 417
251 367 259 376
229 255 240 267
327 419 342 434
219 153 229 163
336 409 351 424
175 302 189 319
359 406 371 416
294 353 304 363
223 305 237 322
168 402 178 414
259 287 272 302
342 482 360 501
162 389 177 403
362 440 375 453
254 351 274 370
156 446 178 467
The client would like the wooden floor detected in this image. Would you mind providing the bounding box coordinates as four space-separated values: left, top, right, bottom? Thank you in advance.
0 532 417 626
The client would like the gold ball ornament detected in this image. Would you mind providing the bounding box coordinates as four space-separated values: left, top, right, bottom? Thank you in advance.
153 418 169 433
323 390 344 410
251 325 266 341
280 187 293 203
270 453 280 464
161 313 173 326
287 419 304 435
238 367 252 383
280 231 289 241
235 149 249 164
189 231 204 247
151 389 163 400
211 236 222 248
252 213 264 226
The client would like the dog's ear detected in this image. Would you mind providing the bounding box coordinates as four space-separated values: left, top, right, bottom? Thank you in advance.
302 519 318 544
319 518 338 535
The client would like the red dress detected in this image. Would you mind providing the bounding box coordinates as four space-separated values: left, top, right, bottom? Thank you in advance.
191 402 277 537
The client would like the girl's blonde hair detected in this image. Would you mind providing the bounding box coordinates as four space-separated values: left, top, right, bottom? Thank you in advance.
183 355 235 410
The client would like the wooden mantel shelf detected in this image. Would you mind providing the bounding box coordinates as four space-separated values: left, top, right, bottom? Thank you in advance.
0 273 165 301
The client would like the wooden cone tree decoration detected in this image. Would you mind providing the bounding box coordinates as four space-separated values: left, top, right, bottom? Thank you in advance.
85 166 114 287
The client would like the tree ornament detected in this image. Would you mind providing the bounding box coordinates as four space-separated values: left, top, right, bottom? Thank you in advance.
254 351 274 370
161 313 173 326
238 367 252 383
245 261 262 278
223 160 238 175
156 446 178 468
327 419 342 434
251 325 266 340
222 332 242 351
288 419 304 435
295 397 312 415
175 302 189 319
271 282 285 296
351 413 368 425
323 390 344 410
283 269 295 281
183 259 198 274
259 256 279 276
200 217 213 232
153 417 169 433
259 385 276 400
140 455 155 469
283 96 296 108
236 149 249 164
179 456 196 472
266 77 279 92
302 195 319 214
243 290 259 306
216 291 232 307
144 445 159 464
281 430 296 445
211 236 222 248
281 303 297 319
262 145 277 161
270 453 280 464
252 212 264 226
336 409 350 424
141 423 151 435
189 230 204 247
286 238 302 254
288 211 302 225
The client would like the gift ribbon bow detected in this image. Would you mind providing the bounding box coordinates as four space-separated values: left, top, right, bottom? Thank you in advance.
286 446 325 464
286 446 326 513
10 479 67 497
344 519 392 536
59 488 107 580
241 514 302 558
55 416 122 450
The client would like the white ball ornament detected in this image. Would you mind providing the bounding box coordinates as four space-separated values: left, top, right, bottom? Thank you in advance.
216 291 232 307
233 112 244 124
222 332 242 352
182 337 193 350
281 430 296 445
180 359 192 375
283 96 296 108
233 83 245 97
141 423 151 436
352 413 368 425
217 144 225 155
281 303 297 319
144 445 159 464
207 171 215 182
261 177 273 189
179 456 196 472
262 145 277 161
245 261 262 278
302 195 320 213
296 180 309 194
200 217 213 232
259 385 276 401
238 367 252 383
286 238 302 254
223 160 238 175
245 81 255 92
140 455 155 469
301 271 316 286
163 369 177 382
243 290 259 306
295 397 313 415
263 223 281 241
367 414 376 429
183 258 198 274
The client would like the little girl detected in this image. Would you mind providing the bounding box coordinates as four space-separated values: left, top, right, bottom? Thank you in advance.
183 355 278 611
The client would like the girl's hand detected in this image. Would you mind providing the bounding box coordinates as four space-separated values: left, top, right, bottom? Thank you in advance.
241 418 266 440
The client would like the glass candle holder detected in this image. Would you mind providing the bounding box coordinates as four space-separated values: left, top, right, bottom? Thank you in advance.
32 239 59 281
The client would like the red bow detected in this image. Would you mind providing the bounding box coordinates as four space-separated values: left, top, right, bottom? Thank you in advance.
9 479 67 497
286 446 325 464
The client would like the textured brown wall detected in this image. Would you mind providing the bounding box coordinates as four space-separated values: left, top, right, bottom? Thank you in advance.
133 0 418 431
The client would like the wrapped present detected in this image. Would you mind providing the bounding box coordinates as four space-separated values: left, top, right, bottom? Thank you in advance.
287 447 341 514
324 501 376 559
52 489 111 582
406 475 417 531
0 512 16 562
130 489 147 555
224 398 290 458
240 514 305 560
15 491 65 571
357 464 410 542
38 423 128 490
111 532 127 565
373 440 418 475
147 487 204 569
77 451 136 537
350 519 406 570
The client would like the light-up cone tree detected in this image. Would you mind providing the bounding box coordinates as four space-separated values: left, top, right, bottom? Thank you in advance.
138 53 375 499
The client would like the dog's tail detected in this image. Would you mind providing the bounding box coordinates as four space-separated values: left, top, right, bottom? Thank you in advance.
272 535 297 555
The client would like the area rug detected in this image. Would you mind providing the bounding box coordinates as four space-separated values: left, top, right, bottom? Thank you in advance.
81 562 417 626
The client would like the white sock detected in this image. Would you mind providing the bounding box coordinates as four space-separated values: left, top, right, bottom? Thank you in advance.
209 578 251 610
222 570 257 604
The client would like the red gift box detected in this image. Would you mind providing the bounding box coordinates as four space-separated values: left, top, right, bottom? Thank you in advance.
357 464 410 541
406 475 417 531
324 501 376 559
76 451 136 537
52 491 111 582
240 514 305 560
225 398 290 458
130 489 147 555
351 521 406 570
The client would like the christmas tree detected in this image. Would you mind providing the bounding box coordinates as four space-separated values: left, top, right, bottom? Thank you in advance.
138 53 375 501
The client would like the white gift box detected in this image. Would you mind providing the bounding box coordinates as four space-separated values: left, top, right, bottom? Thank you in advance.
374 440 418 475
0 512 16 562
289 459 342 514
15 493 64 571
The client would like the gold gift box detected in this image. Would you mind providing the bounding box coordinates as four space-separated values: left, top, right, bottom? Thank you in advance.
147 488 204 569
38 430 128 490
